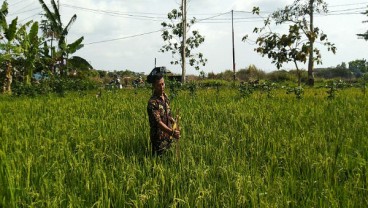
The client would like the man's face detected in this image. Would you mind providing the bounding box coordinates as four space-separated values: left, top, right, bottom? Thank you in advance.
154 77 165 95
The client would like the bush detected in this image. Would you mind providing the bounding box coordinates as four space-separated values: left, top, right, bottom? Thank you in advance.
11 77 101 97
266 70 296 83
315 67 354 79
236 65 266 81
196 79 231 88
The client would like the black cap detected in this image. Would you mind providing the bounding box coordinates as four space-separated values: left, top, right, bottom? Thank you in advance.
146 66 168 83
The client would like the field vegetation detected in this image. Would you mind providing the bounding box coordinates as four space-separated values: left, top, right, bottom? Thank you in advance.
1 85 367 207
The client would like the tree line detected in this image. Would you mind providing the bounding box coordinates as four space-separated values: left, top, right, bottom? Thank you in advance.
207 59 368 83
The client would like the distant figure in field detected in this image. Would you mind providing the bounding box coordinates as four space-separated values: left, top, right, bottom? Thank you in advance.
146 67 180 155
133 76 144 87
109 75 122 89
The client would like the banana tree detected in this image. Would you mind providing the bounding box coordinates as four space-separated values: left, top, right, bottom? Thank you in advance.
0 1 22 94
17 21 40 85
38 0 84 76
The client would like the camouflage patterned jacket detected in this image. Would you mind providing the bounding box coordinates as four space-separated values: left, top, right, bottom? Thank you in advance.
147 93 173 154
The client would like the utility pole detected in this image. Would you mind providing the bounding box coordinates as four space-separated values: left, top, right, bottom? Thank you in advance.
181 0 187 83
232 10 236 81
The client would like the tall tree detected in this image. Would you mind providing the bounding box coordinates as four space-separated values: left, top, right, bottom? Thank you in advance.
160 4 207 83
357 6 368 40
244 0 336 86
38 0 84 76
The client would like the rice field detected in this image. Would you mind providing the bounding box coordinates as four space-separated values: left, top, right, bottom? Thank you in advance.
0 87 367 207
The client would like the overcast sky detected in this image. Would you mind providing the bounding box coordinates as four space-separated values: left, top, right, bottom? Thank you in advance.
7 0 368 75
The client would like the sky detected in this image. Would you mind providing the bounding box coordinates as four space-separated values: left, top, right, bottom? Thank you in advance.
7 0 368 75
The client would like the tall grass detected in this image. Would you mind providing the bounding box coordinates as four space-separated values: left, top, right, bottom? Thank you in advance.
0 87 367 207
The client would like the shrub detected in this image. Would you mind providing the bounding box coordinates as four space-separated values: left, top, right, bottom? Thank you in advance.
11 77 101 97
196 79 230 88
267 70 296 83
236 65 267 81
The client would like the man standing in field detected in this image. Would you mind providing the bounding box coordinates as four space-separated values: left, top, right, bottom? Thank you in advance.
147 67 180 155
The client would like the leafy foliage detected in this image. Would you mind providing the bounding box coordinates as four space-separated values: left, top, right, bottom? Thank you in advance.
0 0 90 94
160 8 207 71
348 59 367 75
239 82 255 98
17 21 40 85
286 86 304 99
325 79 347 99
167 77 182 100
68 56 93 71
38 0 84 75
11 76 100 97
186 81 197 97
244 1 336 86
236 65 266 81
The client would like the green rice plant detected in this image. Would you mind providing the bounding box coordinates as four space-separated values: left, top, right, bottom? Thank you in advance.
360 80 366 95
0 87 367 207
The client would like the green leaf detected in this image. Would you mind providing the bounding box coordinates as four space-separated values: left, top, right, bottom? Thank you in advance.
67 36 84 54
0 1 9 23
5 17 18 41
252 7 260 15
29 22 39 43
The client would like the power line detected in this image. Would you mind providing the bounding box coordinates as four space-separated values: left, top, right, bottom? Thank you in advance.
61 3 233 17
83 12 259 46
62 3 235 24
49 3 368 25
329 2 368 8
61 4 167 20
9 0 32 7
321 12 364 16
83 13 233 46
11 2 36 14
19 12 42 23
85 29 164 45
5 2 364 47
61 3 239 22
196 11 231 23
238 2 367 14
328 6 367 13
9 7 42 16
